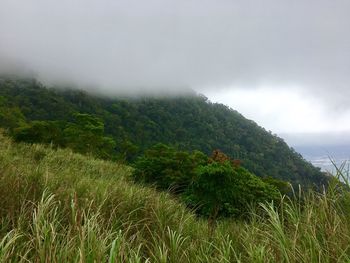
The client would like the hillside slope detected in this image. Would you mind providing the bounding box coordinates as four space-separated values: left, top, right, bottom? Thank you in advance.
0 132 203 261
0 76 327 187
0 133 349 262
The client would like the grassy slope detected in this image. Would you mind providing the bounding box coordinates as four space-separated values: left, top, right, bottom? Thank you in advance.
1 133 350 262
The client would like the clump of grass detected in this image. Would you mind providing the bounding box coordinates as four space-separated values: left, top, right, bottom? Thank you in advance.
1 133 350 262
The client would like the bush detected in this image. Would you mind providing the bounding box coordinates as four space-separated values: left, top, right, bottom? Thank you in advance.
132 143 207 192
184 161 280 219
133 146 280 220
13 113 117 160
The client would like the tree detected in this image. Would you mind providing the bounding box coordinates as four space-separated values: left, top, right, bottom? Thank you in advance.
0 77 329 188
13 113 116 160
63 113 116 159
132 143 207 192
184 159 280 231
13 121 64 144
0 96 26 131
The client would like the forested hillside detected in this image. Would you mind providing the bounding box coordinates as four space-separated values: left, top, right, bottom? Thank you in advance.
0 76 327 187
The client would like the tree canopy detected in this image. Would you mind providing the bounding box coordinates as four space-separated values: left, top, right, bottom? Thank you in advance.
133 145 280 220
0 76 329 188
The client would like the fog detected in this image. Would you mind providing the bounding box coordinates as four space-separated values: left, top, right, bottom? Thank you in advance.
1 0 350 139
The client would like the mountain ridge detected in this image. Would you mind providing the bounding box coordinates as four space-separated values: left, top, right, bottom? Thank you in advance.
0 76 328 187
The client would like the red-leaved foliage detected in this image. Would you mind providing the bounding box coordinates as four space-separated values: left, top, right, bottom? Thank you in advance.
209 149 241 167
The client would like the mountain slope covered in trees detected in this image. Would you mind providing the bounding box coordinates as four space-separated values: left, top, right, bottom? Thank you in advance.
0 76 328 187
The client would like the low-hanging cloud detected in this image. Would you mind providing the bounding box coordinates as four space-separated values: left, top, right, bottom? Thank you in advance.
1 0 350 103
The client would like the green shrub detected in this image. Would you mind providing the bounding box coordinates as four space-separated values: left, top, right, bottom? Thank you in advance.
133 145 280 220
184 162 280 220
13 113 117 160
132 143 207 192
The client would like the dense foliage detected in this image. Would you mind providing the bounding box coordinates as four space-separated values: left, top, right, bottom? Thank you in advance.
0 133 350 262
185 161 280 219
132 143 208 191
13 113 116 159
133 145 280 219
0 76 328 187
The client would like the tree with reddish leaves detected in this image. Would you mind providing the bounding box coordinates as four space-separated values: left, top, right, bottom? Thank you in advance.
210 149 241 167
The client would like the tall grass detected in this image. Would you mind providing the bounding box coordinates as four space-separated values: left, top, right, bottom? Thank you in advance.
1 133 350 262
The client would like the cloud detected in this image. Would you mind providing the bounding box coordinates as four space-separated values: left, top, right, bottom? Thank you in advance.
205 87 350 136
0 0 350 102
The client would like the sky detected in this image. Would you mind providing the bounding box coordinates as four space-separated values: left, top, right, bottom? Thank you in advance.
1 0 350 146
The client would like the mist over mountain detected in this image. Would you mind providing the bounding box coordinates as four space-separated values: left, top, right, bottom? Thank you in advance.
2 1 350 260
1 0 350 108
1 0 350 141
0 76 328 188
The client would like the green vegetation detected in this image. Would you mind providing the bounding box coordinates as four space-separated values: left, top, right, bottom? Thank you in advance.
132 143 207 191
0 76 328 187
1 133 350 262
185 161 279 219
13 113 116 159
1 75 342 261
133 145 280 221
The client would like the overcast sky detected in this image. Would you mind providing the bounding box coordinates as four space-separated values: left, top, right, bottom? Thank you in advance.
1 0 350 145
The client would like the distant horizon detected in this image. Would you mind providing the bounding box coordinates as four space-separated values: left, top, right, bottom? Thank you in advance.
293 144 350 172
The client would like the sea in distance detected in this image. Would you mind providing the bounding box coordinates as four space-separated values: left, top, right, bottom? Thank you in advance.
295 144 350 175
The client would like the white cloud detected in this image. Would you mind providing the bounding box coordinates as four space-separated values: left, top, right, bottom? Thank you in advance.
203 86 350 134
